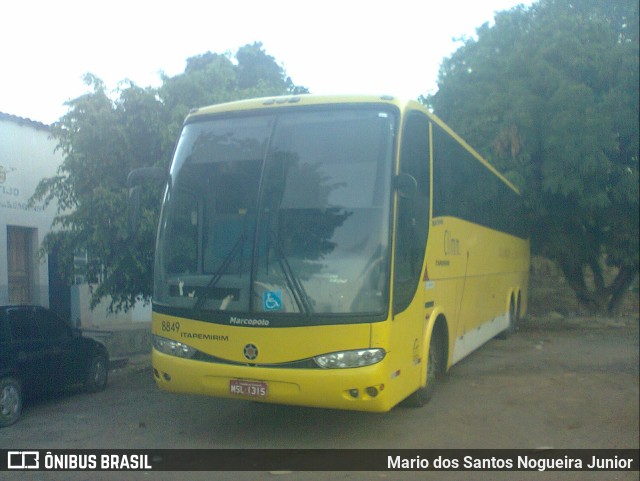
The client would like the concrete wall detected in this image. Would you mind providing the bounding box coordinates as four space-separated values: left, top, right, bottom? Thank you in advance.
71 284 152 327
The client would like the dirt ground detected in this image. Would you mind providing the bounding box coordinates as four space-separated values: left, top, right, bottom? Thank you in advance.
2 313 638 481
2 257 638 479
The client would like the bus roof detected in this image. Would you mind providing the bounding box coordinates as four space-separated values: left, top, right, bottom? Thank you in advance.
186 94 416 119
185 94 521 195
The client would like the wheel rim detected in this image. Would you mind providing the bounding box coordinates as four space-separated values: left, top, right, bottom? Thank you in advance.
92 358 107 387
1 384 20 417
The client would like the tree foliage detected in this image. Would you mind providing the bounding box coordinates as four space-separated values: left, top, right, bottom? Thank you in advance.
428 0 639 314
32 43 307 311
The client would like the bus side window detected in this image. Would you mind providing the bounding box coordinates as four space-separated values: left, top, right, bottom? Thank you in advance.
393 112 430 314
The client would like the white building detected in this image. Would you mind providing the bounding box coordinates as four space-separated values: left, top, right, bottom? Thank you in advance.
0 112 62 308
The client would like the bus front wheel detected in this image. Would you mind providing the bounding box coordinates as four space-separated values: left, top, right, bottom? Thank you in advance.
404 336 440 408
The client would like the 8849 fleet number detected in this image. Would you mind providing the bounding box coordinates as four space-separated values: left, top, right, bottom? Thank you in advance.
161 321 181 333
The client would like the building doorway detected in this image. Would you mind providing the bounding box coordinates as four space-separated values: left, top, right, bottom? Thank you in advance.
7 226 35 304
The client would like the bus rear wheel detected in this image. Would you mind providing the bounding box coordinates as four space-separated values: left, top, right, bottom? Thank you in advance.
497 295 517 340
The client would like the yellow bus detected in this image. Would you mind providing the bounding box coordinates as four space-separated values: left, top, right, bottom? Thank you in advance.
148 94 529 412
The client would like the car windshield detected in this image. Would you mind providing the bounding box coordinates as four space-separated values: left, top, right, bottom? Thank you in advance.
154 106 396 320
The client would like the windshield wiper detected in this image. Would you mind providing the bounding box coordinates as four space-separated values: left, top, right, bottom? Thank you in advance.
270 234 313 315
194 232 246 311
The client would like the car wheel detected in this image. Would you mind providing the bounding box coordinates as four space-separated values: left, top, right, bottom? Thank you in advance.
0 377 22 427
84 354 109 393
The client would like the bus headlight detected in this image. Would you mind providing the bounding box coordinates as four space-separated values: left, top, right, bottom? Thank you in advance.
153 335 196 359
313 349 385 369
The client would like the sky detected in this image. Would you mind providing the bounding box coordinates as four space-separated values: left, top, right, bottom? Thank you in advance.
1 0 532 125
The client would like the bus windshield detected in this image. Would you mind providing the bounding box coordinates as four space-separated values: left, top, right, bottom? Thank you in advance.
154 106 396 319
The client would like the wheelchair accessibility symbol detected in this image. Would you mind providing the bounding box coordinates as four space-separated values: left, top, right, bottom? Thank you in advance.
263 291 283 311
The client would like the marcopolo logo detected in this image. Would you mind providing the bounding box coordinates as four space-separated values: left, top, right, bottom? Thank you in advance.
8 451 39 469
229 316 270 327
243 343 259 361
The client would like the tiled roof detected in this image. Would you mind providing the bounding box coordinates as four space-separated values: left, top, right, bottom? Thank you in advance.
0 111 50 131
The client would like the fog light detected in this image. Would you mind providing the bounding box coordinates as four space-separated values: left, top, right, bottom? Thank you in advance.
163 372 171 382
366 386 379 397
153 369 160 378
349 389 359 398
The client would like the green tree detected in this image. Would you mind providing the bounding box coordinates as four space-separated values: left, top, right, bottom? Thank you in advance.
32 44 307 311
428 0 639 314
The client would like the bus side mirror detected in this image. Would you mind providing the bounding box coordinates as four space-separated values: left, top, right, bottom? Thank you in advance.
126 167 167 237
394 173 417 199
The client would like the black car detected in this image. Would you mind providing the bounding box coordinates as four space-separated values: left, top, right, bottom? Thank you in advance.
0 305 109 427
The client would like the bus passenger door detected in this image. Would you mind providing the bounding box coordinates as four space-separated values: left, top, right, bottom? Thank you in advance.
393 111 431 388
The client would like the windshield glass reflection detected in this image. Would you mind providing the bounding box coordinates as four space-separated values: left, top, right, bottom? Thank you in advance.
155 107 395 319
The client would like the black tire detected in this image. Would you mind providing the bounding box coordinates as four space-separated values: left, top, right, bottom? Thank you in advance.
0 377 22 428
84 354 109 393
404 336 440 407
